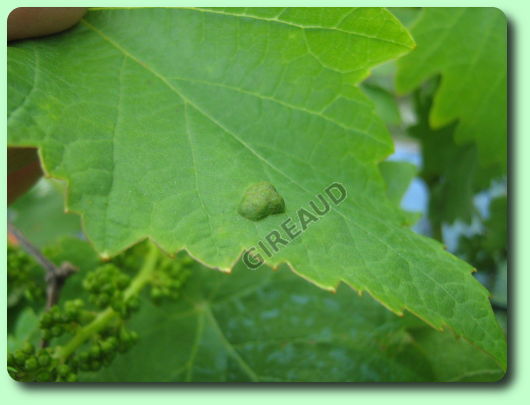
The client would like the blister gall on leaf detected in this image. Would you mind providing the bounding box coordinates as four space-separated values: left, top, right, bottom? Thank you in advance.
238 182 286 221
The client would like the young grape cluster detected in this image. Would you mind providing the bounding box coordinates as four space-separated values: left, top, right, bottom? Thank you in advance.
8 324 139 382
7 241 194 382
39 299 91 341
7 245 45 305
149 254 193 304
73 328 139 372
111 242 193 304
8 262 141 382
83 263 139 317
8 342 77 382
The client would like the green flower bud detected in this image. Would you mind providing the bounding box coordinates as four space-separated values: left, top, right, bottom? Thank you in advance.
52 310 63 323
66 373 78 382
98 293 110 307
24 357 38 371
40 313 52 328
57 364 71 377
90 359 101 371
89 345 101 359
51 325 63 337
14 350 27 366
38 353 51 367
36 371 52 382
21 341 34 354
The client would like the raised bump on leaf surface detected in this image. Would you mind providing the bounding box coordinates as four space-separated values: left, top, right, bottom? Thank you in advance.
238 181 286 221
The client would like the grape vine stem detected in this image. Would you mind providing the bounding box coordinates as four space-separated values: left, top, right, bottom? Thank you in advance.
8 223 78 311
8 223 78 349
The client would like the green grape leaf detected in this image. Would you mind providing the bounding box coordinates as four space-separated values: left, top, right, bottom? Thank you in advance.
9 179 82 248
362 83 401 127
83 260 503 382
7 8 506 368
484 195 507 254
379 160 421 226
379 160 417 207
7 308 40 353
396 7 507 168
388 7 422 27
491 260 507 309
409 82 503 225
410 327 504 382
